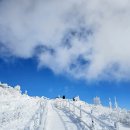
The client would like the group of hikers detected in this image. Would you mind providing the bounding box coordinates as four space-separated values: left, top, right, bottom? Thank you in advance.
57 95 80 101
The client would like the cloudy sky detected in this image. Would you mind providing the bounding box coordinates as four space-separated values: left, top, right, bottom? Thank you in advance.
0 0 130 108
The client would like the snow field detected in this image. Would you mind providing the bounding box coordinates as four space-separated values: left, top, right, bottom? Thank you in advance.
0 83 130 130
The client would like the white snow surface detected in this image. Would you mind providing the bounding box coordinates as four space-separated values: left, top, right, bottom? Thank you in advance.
0 83 130 130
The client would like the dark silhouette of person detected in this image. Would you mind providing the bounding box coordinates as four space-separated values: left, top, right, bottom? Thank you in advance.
73 97 75 101
62 95 65 99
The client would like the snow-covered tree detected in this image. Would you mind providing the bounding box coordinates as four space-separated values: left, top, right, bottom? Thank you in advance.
114 97 118 109
93 96 101 106
14 85 21 93
24 90 28 95
109 98 112 109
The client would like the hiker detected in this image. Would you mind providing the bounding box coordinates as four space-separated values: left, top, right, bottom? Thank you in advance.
73 96 80 101
62 95 65 99
73 97 75 101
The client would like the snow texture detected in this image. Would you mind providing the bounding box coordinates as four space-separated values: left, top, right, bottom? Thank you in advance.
0 83 130 130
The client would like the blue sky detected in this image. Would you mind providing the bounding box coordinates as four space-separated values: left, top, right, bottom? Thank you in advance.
0 0 130 110
0 58 130 109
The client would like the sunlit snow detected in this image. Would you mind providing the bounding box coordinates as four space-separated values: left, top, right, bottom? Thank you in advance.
0 83 129 130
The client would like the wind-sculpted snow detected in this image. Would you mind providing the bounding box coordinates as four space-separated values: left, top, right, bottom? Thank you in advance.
0 83 130 130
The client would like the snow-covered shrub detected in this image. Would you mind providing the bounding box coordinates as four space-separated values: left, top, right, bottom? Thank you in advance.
24 90 28 95
93 96 101 106
14 85 21 92
0 83 8 88
110 109 130 126
120 112 130 126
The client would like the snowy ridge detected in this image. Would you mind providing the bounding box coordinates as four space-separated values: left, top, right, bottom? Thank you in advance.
0 83 130 130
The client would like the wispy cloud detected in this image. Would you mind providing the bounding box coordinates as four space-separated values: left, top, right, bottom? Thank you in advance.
0 0 130 81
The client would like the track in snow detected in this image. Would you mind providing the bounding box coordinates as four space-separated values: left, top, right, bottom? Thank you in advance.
45 100 85 130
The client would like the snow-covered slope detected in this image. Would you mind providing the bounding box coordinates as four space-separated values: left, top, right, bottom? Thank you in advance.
0 83 47 130
0 83 130 130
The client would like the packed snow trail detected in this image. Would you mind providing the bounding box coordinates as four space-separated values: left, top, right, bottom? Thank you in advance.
45 100 83 130
45 100 66 130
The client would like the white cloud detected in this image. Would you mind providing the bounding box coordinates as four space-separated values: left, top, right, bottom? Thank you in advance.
0 0 130 81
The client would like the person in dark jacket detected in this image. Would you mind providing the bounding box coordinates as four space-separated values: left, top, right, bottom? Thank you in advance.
73 97 75 101
62 95 65 99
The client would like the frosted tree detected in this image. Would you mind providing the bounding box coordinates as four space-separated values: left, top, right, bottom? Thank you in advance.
115 97 118 109
14 85 21 92
93 96 101 106
24 90 28 95
109 98 112 109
